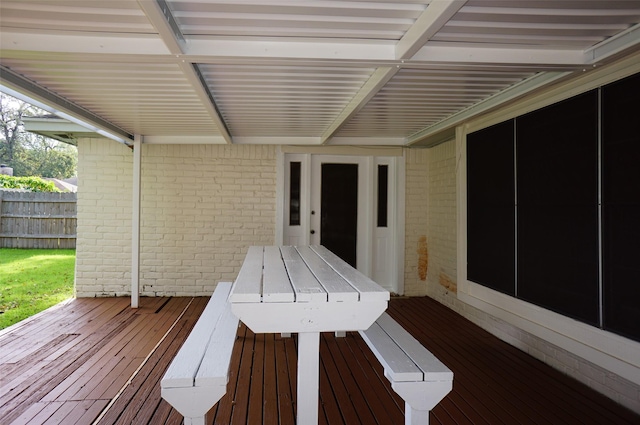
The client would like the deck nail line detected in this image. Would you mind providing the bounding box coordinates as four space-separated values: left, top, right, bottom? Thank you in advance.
90 297 196 425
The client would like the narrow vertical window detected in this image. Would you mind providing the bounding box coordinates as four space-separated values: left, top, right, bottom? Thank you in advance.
289 162 301 226
377 165 388 227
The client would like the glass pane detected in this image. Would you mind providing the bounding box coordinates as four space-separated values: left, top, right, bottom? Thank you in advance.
467 120 516 296
602 72 640 342
289 162 301 226
377 165 388 227
517 90 599 326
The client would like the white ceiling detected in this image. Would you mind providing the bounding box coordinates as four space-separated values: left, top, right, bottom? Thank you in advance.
1 0 639 147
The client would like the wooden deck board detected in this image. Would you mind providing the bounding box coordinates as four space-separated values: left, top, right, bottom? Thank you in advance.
339 334 403 424
94 297 208 425
274 332 296 425
248 332 266 425
262 333 279 425
388 297 640 425
0 295 638 425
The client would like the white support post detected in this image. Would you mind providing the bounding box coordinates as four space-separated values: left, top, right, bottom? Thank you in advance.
131 134 142 308
297 332 320 425
406 403 429 425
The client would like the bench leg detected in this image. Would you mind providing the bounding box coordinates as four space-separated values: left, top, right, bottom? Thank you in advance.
392 380 452 425
297 332 320 425
406 403 429 425
183 416 206 425
161 386 225 425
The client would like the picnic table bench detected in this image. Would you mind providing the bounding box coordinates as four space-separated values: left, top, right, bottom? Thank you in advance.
360 312 453 425
160 281 238 425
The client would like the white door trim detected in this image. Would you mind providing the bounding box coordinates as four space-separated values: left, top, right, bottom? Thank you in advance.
278 151 404 294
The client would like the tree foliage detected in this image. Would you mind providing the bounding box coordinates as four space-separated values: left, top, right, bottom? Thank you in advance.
0 93 77 178
0 175 60 192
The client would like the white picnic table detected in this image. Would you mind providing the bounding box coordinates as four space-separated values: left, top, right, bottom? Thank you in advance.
229 245 390 425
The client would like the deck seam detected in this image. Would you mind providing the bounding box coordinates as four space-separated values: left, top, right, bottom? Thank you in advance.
90 297 195 425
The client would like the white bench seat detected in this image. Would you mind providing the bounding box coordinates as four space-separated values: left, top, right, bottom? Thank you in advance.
360 312 453 425
161 282 239 425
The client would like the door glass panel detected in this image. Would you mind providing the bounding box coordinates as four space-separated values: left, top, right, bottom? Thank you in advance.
377 164 388 227
321 163 358 267
289 162 301 226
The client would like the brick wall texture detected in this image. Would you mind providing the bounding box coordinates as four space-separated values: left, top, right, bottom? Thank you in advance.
403 148 429 296
75 140 134 297
76 140 276 297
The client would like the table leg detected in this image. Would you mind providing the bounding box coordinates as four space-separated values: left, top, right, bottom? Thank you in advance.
297 332 320 425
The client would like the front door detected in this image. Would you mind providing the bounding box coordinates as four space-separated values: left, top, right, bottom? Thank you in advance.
312 159 364 268
281 153 403 293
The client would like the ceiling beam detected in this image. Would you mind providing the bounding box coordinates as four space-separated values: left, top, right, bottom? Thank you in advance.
137 0 232 144
186 38 396 62
0 30 396 63
320 67 398 144
3 27 605 68
140 0 185 54
142 135 229 144
0 30 170 56
587 23 640 63
410 45 588 67
0 35 593 70
320 0 466 144
0 66 134 145
396 0 467 60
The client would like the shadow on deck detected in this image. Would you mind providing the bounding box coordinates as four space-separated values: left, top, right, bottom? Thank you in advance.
0 295 637 424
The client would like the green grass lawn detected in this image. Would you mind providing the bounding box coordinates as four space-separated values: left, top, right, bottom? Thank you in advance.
0 248 75 330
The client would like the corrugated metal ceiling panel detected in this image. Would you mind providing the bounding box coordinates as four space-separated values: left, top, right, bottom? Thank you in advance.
437 0 640 48
1 59 221 136
200 64 376 137
0 1 153 33
1 0 639 145
335 67 533 138
169 0 426 39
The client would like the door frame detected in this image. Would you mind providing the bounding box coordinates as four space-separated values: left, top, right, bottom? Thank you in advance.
276 149 405 294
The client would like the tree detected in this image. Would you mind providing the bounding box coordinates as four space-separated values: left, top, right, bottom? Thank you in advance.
0 92 77 178
0 92 31 164
12 134 77 178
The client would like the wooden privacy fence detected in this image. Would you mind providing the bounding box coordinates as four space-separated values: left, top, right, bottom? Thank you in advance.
0 190 77 249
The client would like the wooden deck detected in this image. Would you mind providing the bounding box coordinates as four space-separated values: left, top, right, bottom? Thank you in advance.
0 295 637 425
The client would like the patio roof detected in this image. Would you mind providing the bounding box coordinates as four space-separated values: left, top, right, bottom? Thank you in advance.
1 295 637 424
1 1 639 147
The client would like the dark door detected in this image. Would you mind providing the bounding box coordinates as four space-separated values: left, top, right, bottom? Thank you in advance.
320 163 358 267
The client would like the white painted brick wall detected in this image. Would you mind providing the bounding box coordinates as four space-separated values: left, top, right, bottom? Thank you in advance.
425 140 458 300
75 139 133 298
403 148 429 296
139 144 276 296
75 140 276 297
